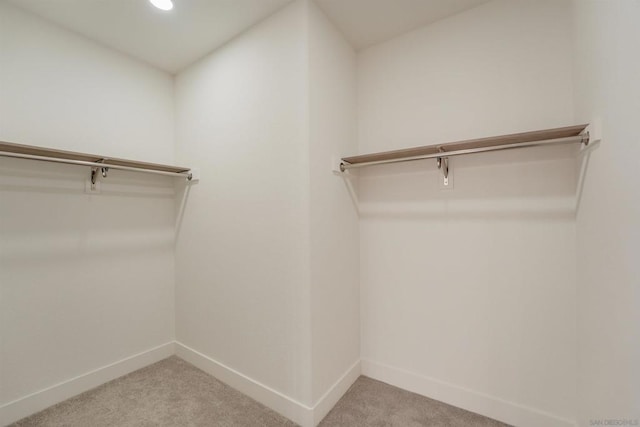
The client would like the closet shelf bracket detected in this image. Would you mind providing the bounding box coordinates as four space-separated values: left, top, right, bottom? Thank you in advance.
436 148 449 185
90 158 110 185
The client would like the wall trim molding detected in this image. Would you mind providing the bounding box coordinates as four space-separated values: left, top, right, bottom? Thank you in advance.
175 342 314 426
175 342 360 427
0 342 175 426
361 359 576 427
312 359 361 426
1 341 358 427
6 346 571 427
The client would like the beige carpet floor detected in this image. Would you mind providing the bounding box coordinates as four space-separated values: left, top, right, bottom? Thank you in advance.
11 356 509 426
319 376 509 427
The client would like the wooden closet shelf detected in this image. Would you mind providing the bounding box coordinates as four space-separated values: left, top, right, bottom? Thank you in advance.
0 140 191 174
340 124 589 170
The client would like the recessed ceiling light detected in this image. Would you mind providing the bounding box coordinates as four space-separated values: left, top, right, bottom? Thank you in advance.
149 0 173 11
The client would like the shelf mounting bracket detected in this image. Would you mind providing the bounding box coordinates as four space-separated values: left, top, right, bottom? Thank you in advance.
90 167 99 185
90 159 110 186
436 148 449 186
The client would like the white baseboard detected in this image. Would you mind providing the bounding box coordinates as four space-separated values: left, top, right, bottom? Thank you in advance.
361 359 575 427
175 342 360 427
312 359 361 425
0 342 175 426
0 346 575 427
175 342 314 426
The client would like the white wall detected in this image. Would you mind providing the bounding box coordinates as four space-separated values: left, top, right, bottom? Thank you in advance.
357 1 578 426
174 0 313 410
0 3 174 164
174 2 360 424
307 0 360 405
8 1 635 426
0 2 176 423
571 1 640 425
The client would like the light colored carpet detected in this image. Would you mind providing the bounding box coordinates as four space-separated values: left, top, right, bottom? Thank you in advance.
319 376 510 427
11 356 296 427
11 357 510 426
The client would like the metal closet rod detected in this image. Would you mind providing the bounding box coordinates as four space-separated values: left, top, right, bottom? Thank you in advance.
0 151 193 180
339 134 589 171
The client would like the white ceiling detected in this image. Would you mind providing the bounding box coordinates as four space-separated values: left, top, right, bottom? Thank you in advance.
8 0 293 74
8 0 491 74
315 0 491 50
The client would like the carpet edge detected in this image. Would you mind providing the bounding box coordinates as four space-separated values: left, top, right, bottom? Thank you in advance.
360 359 577 427
0 342 175 426
175 341 314 427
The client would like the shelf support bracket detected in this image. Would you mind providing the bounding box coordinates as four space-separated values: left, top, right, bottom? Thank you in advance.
436 148 449 185
97 158 109 179
90 159 110 188
90 167 99 185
